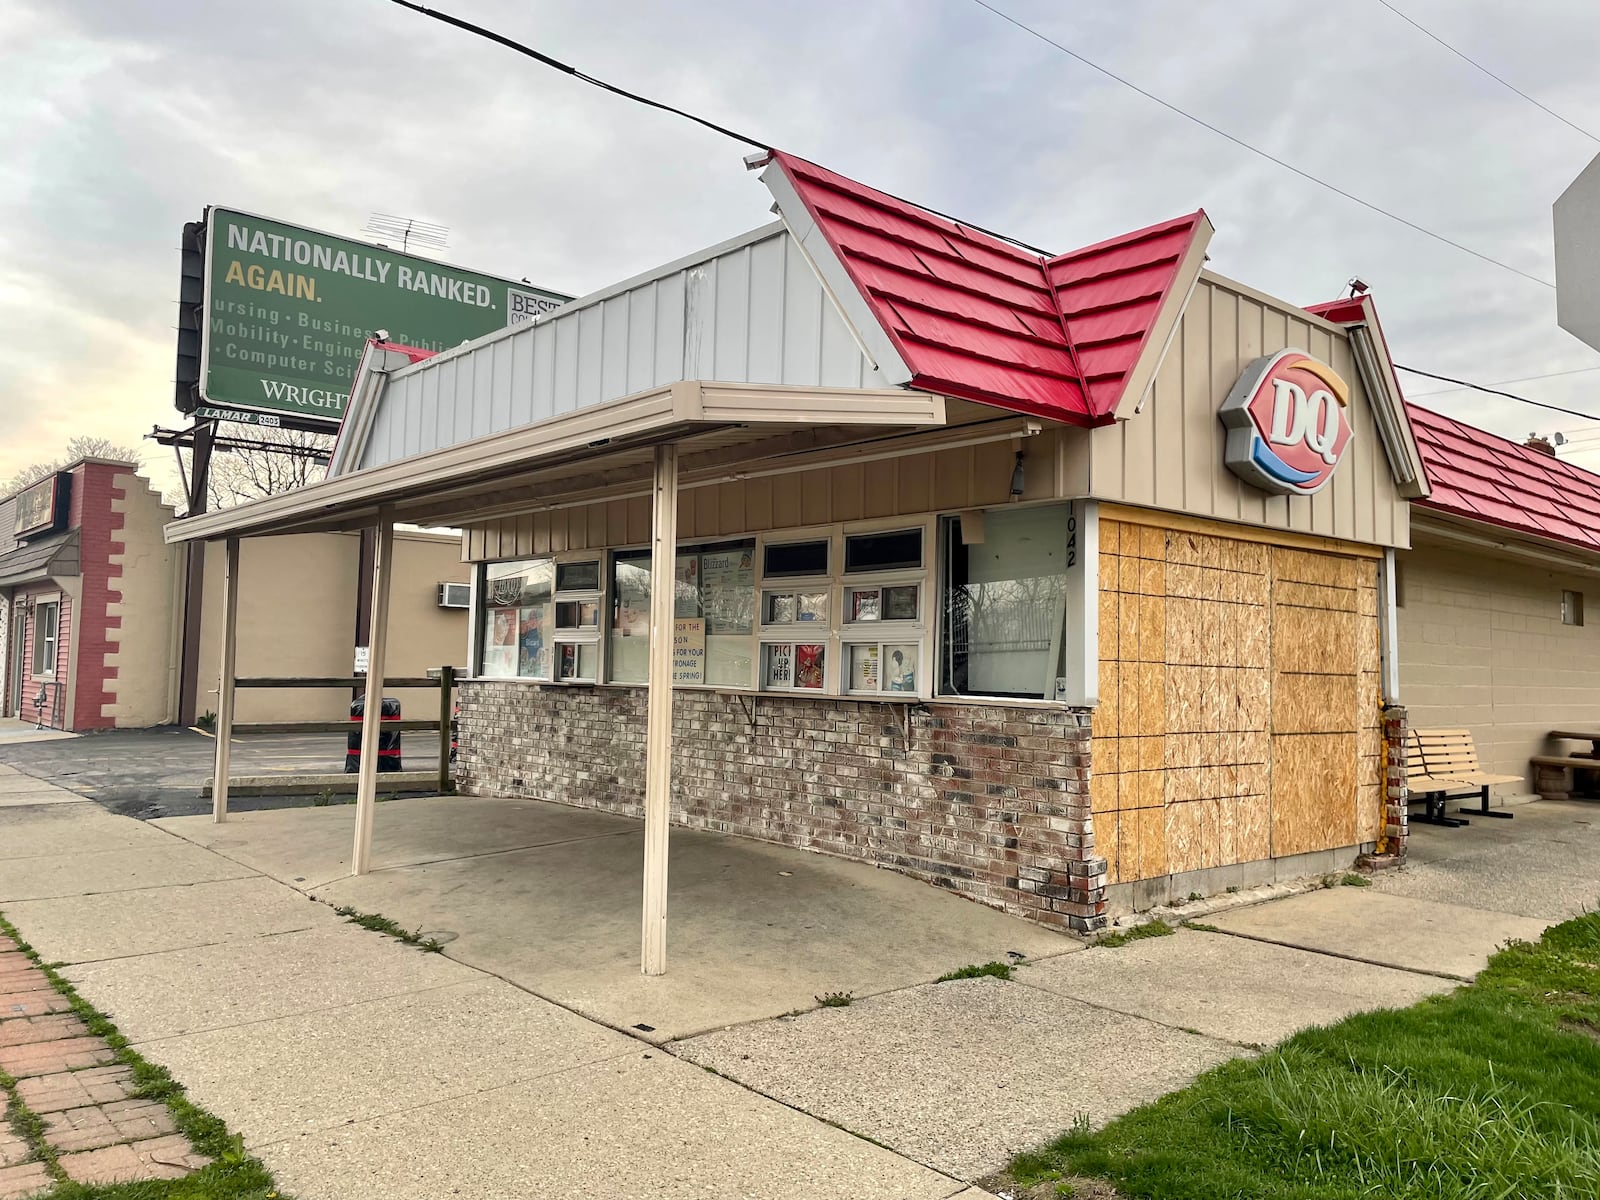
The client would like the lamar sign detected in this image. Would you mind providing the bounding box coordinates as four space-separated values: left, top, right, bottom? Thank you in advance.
1219 350 1354 496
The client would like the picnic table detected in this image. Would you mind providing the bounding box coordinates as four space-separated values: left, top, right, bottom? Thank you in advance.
1546 730 1600 758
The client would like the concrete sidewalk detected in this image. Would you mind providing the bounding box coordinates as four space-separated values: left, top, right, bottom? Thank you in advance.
0 770 980 1200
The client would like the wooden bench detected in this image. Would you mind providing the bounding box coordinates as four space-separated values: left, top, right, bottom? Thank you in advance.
1405 728 1521 827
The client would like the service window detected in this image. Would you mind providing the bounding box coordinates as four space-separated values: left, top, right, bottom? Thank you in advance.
552 559 602 682
481 559 555 681
609 551 652 684
939 505 1074 700
840 527 926 697
610 541 756 687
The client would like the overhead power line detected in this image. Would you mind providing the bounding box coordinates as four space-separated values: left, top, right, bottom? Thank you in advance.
1407 364 1600 397
386 0 769 148
385 0 1055 255
1394 363 1600 421
1375 0 1599 143
970 0 1556 290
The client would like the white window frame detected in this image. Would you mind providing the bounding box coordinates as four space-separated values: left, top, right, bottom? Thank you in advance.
552 557 603 683
32 600 59 679
476 554 608 685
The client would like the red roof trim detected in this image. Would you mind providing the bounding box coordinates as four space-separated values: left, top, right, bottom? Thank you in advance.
767 151 1207 427
1408 401 1600 556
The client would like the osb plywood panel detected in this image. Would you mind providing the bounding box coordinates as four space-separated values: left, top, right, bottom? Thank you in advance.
1092 515 1382 886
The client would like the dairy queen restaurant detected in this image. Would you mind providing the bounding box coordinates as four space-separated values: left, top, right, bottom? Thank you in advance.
167 151 1594 970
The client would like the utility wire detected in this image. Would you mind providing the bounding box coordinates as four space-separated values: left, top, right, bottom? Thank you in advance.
1407 364 1600 397
970 0 1556 289
1375 0 1598 143
386 0 769 149
385 0 1055 255
1394 363 1600 421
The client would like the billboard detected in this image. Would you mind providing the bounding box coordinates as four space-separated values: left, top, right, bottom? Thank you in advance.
186 207 570 427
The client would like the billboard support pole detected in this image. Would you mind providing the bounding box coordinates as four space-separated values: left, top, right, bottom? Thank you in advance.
177 422 215 728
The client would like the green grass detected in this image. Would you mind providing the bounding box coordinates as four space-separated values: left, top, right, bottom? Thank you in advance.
1339 872 1372 888
937 961 1015 982
1093 920 1175 949
330 906 443 951
1000 909 1600 1200
0 913 287 1200
815 991 854 1007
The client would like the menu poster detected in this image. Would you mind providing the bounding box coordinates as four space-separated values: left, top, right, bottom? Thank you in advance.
483 644 517 677
852 644 880 691
700 548 754 634
672 618 706 685
765 643 793 688
796 644 825 690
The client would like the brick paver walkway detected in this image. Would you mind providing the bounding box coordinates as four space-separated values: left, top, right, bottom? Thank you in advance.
0 933 211 1197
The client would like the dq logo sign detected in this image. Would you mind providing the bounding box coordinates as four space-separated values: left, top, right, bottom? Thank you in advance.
1219 349 1354 496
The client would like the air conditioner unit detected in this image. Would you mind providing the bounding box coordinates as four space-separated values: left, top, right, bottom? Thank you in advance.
437 582 471 609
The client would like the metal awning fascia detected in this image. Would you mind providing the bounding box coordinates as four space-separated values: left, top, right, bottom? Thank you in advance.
163 381 946 544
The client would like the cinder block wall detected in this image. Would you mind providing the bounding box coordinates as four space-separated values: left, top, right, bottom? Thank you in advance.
456 684 1106 931
1397 536 1600 785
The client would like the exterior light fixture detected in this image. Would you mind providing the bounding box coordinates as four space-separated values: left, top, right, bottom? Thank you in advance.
1009 450 1025 497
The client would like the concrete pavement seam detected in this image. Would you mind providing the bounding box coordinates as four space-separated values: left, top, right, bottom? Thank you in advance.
1189 927 1472 983
25 925 327 969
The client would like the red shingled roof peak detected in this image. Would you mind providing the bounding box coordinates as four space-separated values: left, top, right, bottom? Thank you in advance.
1407 401 1600 556
766 151 1209 426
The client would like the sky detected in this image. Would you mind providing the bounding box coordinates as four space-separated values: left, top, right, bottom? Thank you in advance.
3 0 1600 497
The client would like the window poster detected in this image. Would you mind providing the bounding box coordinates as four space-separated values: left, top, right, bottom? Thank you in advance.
700 547 754 634
518 603 550 679
851 589 881 622
559 644 578 679
795 644 825 690
764 643 793 688
885 644 917 692
673 618 706 685
765 592 798 625
884 585 918 621
674 553 703 619
484 607 518 677
851 643 880 691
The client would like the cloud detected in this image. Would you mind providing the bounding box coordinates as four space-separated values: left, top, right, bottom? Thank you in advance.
3 0 1599 494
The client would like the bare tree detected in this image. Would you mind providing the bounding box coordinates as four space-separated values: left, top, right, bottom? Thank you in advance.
203 426 335 509
6 436 143 495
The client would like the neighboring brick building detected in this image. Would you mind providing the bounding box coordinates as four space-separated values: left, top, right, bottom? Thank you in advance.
0 458 471 732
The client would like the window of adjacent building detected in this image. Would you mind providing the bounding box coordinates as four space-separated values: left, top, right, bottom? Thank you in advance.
480 559 555 680
939 504 1075 700
32 601 58 677
1563 589 1584 627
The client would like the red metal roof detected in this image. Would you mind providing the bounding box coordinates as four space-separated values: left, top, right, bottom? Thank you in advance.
768 152 1207 426
372 340 437 366
1407 402 1600 555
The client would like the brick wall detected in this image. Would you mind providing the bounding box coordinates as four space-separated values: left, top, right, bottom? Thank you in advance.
456 683 1107 932
69 463 124 731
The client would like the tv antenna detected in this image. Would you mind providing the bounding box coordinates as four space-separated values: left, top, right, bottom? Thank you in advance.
361 213 450 254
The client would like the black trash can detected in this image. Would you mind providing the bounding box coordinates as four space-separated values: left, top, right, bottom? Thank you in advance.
345 696 403 773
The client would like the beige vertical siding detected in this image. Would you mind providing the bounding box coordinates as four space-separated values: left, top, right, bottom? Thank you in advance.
1398 529 1600 786
1083 274 1409 549
464 428 1072 556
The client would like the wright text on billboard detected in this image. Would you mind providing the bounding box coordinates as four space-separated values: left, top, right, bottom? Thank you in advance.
201 208 568 425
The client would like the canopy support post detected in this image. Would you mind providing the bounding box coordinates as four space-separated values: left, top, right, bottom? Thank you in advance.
210 537 240 823
641 444 678 976
352 515 394 876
